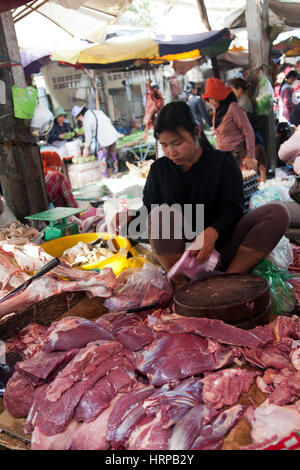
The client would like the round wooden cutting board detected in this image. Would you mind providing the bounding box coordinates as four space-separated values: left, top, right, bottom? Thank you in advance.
173 273 270 326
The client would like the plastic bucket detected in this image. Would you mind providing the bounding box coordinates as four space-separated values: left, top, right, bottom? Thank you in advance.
41 232 131 275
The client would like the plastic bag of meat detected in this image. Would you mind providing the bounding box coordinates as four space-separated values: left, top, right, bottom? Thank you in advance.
167 249 221 281
104 264 173 312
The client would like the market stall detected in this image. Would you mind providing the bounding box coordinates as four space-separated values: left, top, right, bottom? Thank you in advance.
0 194 300 452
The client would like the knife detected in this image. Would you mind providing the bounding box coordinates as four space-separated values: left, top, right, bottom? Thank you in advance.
0 257 60 304
125 303 159 313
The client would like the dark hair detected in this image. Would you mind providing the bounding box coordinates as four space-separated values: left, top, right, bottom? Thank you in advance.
154 101 213 149
279 70 298 92
80 106 88 117
230 77 248 92
214 91 237 128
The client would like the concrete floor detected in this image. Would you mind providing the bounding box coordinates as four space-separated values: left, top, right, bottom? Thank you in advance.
0 203 17 227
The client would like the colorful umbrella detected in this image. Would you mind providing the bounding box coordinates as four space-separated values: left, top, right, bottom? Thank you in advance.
273 36 300 57
51 28 233 65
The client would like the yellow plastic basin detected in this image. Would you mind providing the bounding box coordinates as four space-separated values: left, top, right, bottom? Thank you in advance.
41 233 131 275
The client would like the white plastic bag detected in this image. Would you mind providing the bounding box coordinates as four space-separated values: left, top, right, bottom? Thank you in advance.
103 197 142 233
267 236 294 270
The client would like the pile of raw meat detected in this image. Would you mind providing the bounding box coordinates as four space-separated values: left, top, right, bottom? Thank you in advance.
0 243 117 318
3 310 300 450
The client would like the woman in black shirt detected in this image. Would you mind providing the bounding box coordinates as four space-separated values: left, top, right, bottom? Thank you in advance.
115 101 290 286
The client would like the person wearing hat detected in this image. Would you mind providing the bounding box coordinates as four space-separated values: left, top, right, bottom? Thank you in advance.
185 81 212 129
202 78 257 171
72 105 119 178
48 106 74 147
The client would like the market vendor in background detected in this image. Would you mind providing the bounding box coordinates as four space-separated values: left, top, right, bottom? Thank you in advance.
230 77 268 182
185 81 212 129
278 70 298 124
72 105 119 178
47 107 75 147
113 101 290 288
41 151 78 208
202 78 257 172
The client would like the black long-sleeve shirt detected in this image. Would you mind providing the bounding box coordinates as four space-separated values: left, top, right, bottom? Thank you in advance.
142 144 244 249
48 121 73 145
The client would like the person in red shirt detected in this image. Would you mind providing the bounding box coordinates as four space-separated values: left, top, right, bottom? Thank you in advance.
40 151 78 208
202 78 257 172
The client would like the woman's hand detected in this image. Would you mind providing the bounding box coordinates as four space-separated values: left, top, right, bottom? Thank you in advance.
188 226 219 264
245 158 258 171
82 146 89 159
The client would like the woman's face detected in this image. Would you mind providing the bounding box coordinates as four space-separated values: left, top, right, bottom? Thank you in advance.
232 87 243 99
208 98 221 109
57 115 66 126
158 126 202 172
287 75 297 85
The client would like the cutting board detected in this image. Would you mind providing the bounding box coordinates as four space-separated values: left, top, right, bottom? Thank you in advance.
173 273 270 327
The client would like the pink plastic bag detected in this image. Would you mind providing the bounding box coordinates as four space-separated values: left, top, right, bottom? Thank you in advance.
167 249 221 281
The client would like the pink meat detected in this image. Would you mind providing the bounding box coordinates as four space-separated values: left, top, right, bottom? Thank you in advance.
245 399 300 443
169 403 219 450
111 313 144 335
143 377 203 428
126 415 172 450
42 316 114 352
0 267 116 319
45 340 122 402
116 324 155 351
201 368 261 409
15 349 79 381
270 315 300 342
74 354 137 422
24 342 123 436
136 333 234 386
71 394 121 450
191 404 245 450
152 315 269 348
5 323 47 359
268 370 300 406
4 371 36 418
0 251 29 294
240 341 293 370
106 385 155 448
31 420 79 450
291 346 300 370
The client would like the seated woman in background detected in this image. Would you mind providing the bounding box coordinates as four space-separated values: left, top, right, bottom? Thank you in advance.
48 107 74 147
202 77 257 171
41 151 78 208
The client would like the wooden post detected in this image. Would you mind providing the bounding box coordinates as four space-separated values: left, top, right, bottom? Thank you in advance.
246 0 277 170
93 70 100 110
0 11 48 221
196 0 220 78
